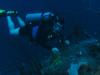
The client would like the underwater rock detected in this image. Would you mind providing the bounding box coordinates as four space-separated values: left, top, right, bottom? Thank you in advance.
95 66 100 75
78 64 94 75
41 55 68 75
40 38 100 75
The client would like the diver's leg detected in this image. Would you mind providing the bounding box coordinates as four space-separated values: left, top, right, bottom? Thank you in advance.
16 16 25 27
7 16 20 36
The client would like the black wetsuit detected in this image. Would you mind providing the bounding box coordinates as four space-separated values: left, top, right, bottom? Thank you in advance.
19 15 57 50
19 12 64 51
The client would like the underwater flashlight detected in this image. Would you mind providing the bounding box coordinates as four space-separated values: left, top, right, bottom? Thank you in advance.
0 9 6 16
6 10 18 16
0 9 18 17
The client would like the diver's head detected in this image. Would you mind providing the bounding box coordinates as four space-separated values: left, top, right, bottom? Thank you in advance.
52 22 63 33
52 15 64 34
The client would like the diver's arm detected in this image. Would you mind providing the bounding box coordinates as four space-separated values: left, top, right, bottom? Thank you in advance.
7 16 20 36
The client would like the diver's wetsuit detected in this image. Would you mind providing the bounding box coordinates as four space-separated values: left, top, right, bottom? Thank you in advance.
19 13 62 50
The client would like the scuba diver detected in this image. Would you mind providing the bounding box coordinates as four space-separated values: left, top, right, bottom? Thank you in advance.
0 9 64 55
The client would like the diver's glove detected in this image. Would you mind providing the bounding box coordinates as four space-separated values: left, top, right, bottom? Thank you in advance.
0 9 18 17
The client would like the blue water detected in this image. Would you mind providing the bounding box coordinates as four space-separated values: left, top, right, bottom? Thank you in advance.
0 0 100 74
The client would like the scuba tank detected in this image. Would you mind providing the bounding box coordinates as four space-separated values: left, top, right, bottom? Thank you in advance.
25 12 55 25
